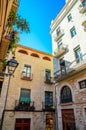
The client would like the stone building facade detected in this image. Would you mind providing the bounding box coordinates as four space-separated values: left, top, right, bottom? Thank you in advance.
0 0 19 127
1 44 55 130
50 0 86 130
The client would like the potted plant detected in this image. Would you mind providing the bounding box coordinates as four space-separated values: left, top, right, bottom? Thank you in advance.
82 21 86 31
82 21 86 26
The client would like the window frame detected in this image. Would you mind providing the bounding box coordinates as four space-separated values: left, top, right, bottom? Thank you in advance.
67 13 72 22
20 88 31 103
45 91 53 106
45 69 51 82
58 40 63 49
60 86 72 104
79 79 86 89
70 26 76 38
23 64 31 78
74 46 82 63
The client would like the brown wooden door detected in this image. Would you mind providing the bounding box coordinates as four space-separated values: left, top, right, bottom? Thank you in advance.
62 109 76 130
15 118 30 130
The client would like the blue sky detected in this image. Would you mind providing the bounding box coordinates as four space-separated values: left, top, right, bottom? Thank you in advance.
18 0 65 54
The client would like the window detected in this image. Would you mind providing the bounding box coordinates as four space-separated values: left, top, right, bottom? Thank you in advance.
67 13 72 22
0 81 3 95
23 64 31 78
82 0 86 7
43 57 51 61
30 53 39 58
18 50 28 55
59 59 66 74
20 89 31 103
60 86 72 103
45 91 53 107
70 26 76 37
58 40 63 49
74 46 82 63
45 69 51 82
79 79 86 89
56 27 61 36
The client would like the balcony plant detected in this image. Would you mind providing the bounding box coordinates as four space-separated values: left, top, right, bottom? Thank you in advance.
82 21 86 26
82 21 86 31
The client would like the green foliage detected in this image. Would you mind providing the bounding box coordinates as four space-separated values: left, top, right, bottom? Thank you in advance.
14 14 30 33
7 10 16 28
8 31 19 55
2 59 8 71
7 10 30 55
7 10 30 33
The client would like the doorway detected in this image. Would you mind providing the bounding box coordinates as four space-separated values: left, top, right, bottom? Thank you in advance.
62 109 76 130
15 118 30 130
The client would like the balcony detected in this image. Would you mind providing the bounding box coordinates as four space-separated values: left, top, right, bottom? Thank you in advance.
12 0 19 10
54 29 64 41
44 77 54 84
54 45 67 58
15 100 35 111
21 71 33 81
54 53 86 82
0 38 10 60
42 102 55 112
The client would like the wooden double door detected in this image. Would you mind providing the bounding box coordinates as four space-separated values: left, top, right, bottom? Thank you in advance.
15 118 30 130
62 109 76 130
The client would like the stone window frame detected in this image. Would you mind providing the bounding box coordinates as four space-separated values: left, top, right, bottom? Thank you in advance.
58 83 75 105
60 85 73 104
77 77 86 91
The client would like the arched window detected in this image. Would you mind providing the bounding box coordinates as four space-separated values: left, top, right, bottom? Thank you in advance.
18 50 28 55
43 56 51 61
30 53 40 58
60 86 72 103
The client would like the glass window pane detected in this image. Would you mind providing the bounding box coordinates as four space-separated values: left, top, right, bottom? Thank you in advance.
75 47 82 63
20 89 31 103
61 86 72 103
45 92 53 105
70 27 76 37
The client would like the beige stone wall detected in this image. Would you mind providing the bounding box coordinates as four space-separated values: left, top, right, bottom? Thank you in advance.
2 45 55 130
56 72 86 130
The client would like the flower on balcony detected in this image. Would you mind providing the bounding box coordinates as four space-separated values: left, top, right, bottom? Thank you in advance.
82 21 86 26
51 105 56 110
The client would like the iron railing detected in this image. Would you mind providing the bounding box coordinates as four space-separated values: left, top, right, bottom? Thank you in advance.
44 77 54 84
15 100 35 111
42 102 55 111
54 53 86 79
21 72 33 80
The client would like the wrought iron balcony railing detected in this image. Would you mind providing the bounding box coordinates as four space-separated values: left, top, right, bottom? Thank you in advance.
21 71 33 81
15 100 35 111
42 102 55 112
44 77 54 84
54 44 68 58
54 53 86 81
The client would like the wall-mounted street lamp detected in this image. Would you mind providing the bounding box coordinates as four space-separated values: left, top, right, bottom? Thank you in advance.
0 57 19 130
7 56 19 75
